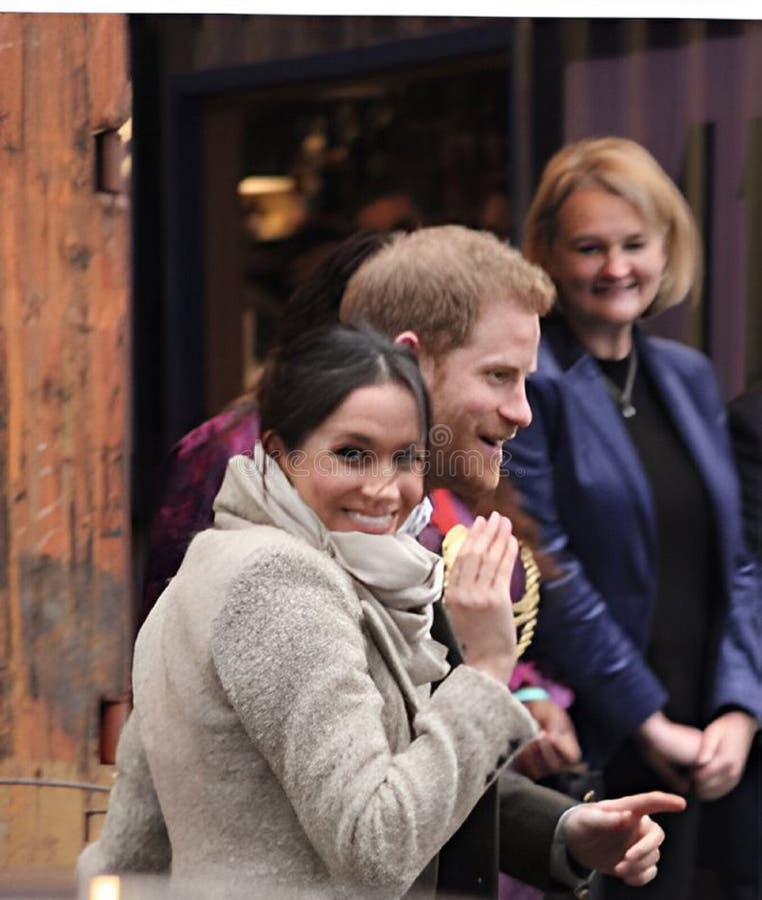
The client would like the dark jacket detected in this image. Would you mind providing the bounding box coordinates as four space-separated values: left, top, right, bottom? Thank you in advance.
430 603 575 897
507 317 762 767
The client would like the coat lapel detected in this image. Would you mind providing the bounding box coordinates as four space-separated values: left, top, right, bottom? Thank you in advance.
545 332 657 547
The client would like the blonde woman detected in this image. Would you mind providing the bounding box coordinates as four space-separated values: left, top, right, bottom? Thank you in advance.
510 137 761 897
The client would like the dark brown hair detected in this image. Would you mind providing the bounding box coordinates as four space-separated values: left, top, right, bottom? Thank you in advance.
258 325 431 453
277 230 396 346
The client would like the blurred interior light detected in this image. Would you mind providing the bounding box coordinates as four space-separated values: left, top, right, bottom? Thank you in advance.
237 175 296 197
237 175 304 241
89 875 121 900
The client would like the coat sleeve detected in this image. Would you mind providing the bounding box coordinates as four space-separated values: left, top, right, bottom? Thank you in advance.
210 544 537 897
76 712 171 883
497 771 576 888
713 548 762 723
507 374 668 754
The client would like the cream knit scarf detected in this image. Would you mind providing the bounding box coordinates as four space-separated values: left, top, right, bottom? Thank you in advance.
213 445 450 686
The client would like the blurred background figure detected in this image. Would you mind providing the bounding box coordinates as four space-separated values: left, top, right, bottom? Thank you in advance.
508 136 761 899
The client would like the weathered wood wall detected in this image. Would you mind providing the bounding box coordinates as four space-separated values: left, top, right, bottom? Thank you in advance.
0 12 132 873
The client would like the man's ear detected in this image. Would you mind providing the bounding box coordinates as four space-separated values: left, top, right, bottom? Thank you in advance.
394 331 437 383
394 331 421 353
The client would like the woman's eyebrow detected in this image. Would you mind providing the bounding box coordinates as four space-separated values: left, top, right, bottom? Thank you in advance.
332 431 374 444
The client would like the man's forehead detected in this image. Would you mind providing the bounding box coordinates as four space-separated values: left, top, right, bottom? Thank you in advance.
476 346 535 366
450 306 539 357
428 342 536 376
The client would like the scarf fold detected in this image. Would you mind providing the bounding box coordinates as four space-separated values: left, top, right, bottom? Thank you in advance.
213 445 450 686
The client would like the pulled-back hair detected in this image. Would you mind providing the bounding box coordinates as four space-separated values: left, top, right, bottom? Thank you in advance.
523 136 702 314
258 325 430 452
341 225 555 356
278 230 396 346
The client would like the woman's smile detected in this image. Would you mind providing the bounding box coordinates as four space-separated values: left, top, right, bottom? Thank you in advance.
279 381 426 535
341 508 397 534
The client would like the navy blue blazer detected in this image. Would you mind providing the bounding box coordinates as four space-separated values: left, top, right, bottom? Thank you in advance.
507 317 762 766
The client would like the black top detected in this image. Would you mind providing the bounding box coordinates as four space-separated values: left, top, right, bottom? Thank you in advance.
597 352 720 726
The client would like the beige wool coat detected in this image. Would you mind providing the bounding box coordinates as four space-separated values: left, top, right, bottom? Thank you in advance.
79 471 537 899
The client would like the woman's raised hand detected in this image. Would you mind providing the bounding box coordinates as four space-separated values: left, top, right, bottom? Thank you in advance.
443 511 519 684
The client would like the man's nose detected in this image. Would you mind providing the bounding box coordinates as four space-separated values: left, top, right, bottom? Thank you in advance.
499 388 532 431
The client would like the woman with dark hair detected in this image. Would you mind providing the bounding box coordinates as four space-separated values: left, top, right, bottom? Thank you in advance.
81 325 534 898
